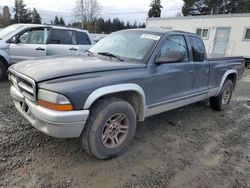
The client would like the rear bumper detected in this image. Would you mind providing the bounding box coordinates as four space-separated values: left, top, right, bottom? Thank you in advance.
10 86 89 138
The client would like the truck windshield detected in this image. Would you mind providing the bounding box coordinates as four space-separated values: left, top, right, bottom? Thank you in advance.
0 25 23 40
89 30 161 62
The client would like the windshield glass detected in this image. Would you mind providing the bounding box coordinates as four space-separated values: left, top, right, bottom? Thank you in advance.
89 30 161 62
0 25 23 39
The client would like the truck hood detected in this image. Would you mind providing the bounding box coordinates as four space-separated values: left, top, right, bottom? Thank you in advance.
9 56 145 82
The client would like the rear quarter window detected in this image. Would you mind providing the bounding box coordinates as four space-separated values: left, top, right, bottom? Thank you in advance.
76 31 91 45
48 29 74 45
189 36 206 62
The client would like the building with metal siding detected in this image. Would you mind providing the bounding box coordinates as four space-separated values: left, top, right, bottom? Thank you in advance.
146 13 250 63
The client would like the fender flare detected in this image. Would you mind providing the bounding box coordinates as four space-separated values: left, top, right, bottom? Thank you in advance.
216 69 237 96
83 83 146 121
0 47 11 66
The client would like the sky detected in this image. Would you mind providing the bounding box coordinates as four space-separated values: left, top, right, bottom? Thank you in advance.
0 0 184 24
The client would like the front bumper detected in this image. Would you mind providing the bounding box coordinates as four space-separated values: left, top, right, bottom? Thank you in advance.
10 86 89 138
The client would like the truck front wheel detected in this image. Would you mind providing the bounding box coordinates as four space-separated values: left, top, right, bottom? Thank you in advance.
0 61 7 81
81 98 136 159
210 79 233 111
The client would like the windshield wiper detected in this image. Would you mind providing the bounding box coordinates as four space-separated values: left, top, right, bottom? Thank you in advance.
98 52 124 62
85 49 94 56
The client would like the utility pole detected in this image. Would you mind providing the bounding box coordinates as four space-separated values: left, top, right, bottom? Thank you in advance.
81 0 84 29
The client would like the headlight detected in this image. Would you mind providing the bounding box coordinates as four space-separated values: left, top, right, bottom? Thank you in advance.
37 89 73 111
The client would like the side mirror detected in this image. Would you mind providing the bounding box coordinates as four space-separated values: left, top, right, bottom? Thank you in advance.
156 50 184 64
10 36 19 44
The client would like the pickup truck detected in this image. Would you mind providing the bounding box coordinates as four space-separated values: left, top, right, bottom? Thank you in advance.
8 29 245 159
0 24 93 80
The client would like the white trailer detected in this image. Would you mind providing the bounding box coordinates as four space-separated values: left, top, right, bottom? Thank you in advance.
146 13 250 66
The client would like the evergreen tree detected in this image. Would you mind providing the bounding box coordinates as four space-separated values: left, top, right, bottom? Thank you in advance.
96 18 105 33
59 17 65 26
51 16 60 25
133 21 138 28
148 0 163 17
70 18 145 33
51 16 65 26
141 23 146 28
13 0 32 23
126 21 130 29
182 0 250 16
31 8 41 24
2 6 11 27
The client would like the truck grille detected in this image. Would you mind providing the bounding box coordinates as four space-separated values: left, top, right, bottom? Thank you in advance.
9 70 36 102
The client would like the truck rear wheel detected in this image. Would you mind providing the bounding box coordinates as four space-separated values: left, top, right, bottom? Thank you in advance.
0 61 7 81
210 79 233 111
81 98 136 159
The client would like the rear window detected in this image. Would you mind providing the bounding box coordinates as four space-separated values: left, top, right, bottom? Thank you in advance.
48 29 74 45
76 31 91 45
189 36 206 62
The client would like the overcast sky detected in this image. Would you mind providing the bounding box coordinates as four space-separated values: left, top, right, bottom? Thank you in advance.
1 0 183 24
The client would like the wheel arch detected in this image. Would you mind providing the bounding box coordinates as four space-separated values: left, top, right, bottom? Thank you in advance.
216 69 237 96
0 55 9 68
83 84 146 122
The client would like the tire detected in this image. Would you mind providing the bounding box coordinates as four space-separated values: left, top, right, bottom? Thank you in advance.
81 98 136 159
210 79 233 111
0 61 7 81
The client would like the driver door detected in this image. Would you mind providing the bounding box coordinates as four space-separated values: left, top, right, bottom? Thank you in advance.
9 27 47 63
148 35 195 105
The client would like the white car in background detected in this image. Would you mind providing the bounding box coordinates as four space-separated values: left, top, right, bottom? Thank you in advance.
0 24 93 80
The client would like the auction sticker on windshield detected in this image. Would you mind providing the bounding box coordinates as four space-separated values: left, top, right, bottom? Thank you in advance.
140 34 161 41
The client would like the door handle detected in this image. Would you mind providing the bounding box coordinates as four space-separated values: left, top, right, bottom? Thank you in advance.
69 48 78 51
188 71 194 74
35 47 45 51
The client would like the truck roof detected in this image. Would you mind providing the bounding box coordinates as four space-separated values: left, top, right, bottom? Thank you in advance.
125 28 197 36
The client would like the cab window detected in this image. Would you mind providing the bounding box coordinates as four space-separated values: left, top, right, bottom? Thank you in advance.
160 35 189 62
189 36 206 62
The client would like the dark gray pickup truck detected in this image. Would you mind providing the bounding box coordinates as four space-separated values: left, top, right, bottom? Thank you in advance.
8 29 245 159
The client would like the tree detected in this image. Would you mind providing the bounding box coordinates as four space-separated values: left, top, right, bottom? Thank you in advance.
31 8 41 24
148 0 163 17
141 23 146 28
51 15 60 25
182 0 209 16
59 17 65 26
182 0 250 16
221 0 250 14
133 21 138 28
13 0 32 23
2 6 11 27
74 0 101 29
70 18 145 33
51 16 65 26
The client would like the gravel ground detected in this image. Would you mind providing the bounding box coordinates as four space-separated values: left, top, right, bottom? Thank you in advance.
0 69 250 188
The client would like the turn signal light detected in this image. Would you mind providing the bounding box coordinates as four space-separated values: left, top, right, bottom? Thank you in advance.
38 99 73 111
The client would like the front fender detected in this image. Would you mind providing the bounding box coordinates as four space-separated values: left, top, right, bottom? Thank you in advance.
83 83 146 121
